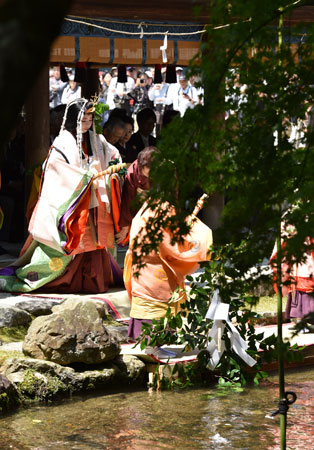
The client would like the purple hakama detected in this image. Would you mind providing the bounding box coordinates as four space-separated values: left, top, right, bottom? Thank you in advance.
128 318 153 341
285 291 314 319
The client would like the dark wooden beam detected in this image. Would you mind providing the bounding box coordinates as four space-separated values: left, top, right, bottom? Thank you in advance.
284 5 314 25
69 0 210 23
69 1 314 25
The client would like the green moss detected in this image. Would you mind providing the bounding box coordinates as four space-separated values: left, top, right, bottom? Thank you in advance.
0 326 28 343
17 369 69 402
86 381 96 390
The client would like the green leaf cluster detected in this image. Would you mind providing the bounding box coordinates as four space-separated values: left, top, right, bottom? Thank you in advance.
94 101 109 134
132 1 314 389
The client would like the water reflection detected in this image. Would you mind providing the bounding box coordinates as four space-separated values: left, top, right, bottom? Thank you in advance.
0 367 313 449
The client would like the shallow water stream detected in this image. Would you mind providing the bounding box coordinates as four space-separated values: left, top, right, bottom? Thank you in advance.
0 367 313 450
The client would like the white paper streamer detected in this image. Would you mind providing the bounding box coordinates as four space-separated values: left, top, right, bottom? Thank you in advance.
160 33 168 63
138 22 145 39
205 289 257 369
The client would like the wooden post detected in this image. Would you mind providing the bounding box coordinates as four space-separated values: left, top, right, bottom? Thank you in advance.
24 64 50 204
81 68 100 100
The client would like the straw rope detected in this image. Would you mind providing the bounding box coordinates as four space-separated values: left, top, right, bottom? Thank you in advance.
65 1 302 38
93 162 128 179
192 193 209 216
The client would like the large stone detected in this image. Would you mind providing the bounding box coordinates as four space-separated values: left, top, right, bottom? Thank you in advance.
113 354 148 385
22 298 121 365
16 298 63 317
105 324 129 343
0 355 146 401
0 305 32 328
0 373 20 412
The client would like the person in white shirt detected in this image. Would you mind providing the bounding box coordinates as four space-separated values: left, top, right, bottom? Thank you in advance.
106 76 135 114
61 75 81 104
172 75 199 117
189 75 204 105
148 81 172 135
165 66 183 111
49 66 67 109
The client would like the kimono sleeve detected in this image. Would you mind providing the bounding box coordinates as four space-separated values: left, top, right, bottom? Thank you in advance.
158 218 212 278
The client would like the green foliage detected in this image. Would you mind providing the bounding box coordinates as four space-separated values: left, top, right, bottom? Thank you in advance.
291 312 314 335
158 363 200 390
108 157 128 176
94 101 109 134
137 270 305 390
132 1 314 270
136 267 273 388
131 0 314 389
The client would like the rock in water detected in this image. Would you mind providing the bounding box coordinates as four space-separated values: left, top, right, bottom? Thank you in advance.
22 298 121 365
0 374 20 411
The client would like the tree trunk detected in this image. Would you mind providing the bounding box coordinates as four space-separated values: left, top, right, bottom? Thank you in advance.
0 0 73 151
25 64 50 203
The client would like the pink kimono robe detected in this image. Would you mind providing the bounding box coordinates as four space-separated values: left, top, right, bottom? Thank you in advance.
27 130 123 293
270 239 314 319
124 203 213 323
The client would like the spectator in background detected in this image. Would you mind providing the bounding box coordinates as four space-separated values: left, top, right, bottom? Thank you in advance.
148 75 171 135
127 67 137 82
103 116 126 147
130 72 153 114
111 67 118 78
145 69 154 88
189 75 204 105
61 75 81 104
116 146 156 244
165 66 183 111
126 108 156 163
49 66 66 109
114 116 134 162
99 71 113 125
101 72 112 104
173 74 199 117
108 108 134 161
175 66 184 81
107 72 135 114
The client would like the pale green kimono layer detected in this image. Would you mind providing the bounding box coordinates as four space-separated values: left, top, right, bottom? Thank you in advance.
0 242 72 293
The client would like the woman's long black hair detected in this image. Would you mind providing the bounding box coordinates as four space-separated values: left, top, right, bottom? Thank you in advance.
64 99 93 134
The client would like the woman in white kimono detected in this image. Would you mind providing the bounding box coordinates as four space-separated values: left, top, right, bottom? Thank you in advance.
0 98 123 293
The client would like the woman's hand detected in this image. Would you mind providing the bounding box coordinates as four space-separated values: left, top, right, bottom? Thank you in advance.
116 226 129 244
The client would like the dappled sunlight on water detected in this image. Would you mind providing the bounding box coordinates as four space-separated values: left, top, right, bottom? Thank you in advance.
261 368 314 450
0 367 313 449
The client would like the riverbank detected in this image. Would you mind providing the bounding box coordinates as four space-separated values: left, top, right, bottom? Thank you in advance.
1 366 314 450
0 287 311 414
0 289 146 412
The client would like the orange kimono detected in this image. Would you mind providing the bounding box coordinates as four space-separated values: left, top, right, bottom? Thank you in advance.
124 203 213 320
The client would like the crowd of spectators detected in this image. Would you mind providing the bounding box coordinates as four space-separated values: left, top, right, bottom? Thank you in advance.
48 64 204 165
49 65 203 130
